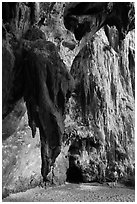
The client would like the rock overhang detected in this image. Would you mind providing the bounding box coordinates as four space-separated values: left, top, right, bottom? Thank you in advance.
64 2 135 41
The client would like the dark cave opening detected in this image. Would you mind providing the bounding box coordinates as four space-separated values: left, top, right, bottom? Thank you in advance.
66 155 83 183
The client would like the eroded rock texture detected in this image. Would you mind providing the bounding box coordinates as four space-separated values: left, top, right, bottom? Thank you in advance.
2 2 37 118
2 38 15 118
65 28 135 184
2 2 135 195
22 39 73 181
2 2 74 185
64 2 134 41
62 2 135 184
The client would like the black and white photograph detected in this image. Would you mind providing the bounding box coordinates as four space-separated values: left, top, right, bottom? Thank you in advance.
2 1 135 202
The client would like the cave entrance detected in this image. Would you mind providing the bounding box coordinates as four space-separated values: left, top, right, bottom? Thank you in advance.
66 155 83 183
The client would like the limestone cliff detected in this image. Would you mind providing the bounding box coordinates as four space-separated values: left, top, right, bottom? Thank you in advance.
2 2 74 195
2 2 135 197
65 28 135 183
63 2 135 185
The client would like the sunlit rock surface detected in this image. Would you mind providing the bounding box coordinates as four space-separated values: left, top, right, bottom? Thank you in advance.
66 28 135 184
2 2 135 197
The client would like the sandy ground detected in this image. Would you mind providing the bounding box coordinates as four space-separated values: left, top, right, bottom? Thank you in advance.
3 182 135 202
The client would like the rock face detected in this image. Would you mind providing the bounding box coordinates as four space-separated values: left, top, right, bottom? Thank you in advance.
2 99 26 140
2 2 135 196
2 123 41 197
2 2 37 118
64 2 135 41
22 39 74 182
62 2 135 184
2 38 15 118
2 2 74 190
65 28 135 184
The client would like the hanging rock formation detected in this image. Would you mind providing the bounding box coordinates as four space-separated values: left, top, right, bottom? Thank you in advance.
2 2 135 196
22 39 74 182
64 2 134 42
2 2 74 185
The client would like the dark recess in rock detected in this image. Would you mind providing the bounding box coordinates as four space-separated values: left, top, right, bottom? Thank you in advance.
64 2 135 42
66 155 83 183
62 41 76 50
128 48 135 98
24 27 46 41
2 2 135 191
2 2 18 23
